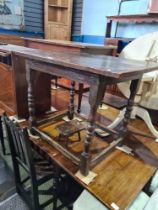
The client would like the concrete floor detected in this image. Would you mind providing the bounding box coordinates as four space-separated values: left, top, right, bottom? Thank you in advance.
0 156 15 201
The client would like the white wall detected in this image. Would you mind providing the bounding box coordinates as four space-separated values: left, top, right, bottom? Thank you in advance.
82 0 118 36
81 0 158 39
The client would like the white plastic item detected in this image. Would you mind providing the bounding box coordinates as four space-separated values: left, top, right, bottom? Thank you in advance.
111 32 158 139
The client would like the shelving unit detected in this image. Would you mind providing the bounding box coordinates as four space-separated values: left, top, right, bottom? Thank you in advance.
45 0 73 40
105 14 158 45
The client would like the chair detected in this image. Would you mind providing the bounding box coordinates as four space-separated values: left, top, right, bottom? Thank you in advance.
0 109 6 155
3 113 82 210
3 113 56 210
107 32 158 140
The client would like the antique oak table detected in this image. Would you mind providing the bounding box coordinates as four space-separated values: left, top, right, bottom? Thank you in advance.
8 45 158 176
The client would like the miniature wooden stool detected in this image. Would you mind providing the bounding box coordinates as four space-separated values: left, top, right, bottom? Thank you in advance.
56 120 86 146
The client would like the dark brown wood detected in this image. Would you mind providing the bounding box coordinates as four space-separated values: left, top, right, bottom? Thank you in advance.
80 79 107 175
0 109 5 155
23 38 117 55
0 45 155 78
105 19 113 38
68 81 75 120
26 63 36 129
121 79 141 135
77 83 84 113
0 45 51 119
106 14 158 23
57 119 86 146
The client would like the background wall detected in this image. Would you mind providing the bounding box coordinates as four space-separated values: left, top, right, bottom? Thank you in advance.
0 0 24 30
72 0 83 38
79 0 158 44
24 0 43 33
0 0 83 39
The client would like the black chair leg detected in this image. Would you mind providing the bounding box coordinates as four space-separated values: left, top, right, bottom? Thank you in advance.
0 116 6 155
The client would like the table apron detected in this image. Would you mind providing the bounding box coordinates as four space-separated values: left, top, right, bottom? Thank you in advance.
26 59 143 86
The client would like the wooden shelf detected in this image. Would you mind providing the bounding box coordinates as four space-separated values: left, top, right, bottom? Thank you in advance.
106 14 158 23
48 4 68 9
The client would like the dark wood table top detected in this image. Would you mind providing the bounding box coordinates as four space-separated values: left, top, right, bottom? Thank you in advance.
0 44 158 79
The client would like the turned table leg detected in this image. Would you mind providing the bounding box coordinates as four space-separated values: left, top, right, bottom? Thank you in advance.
121 79 141 135
80 81 106 176
77 83 84 113
68 81 75 120
26 64 36 130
